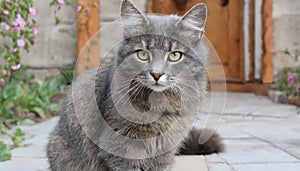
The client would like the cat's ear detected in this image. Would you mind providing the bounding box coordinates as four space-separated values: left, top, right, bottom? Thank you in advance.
121 0 143 17
176 3 207 38
121 0 149 37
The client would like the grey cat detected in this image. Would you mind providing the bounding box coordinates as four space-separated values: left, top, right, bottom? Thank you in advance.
47 1 224 170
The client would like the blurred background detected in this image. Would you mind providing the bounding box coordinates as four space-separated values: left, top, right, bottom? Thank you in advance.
8 0 300 94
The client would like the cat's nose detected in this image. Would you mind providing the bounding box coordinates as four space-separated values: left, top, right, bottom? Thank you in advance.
150 70 164 81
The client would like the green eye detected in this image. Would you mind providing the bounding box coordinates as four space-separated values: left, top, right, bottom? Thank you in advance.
168 51 183 62
137 50 150 61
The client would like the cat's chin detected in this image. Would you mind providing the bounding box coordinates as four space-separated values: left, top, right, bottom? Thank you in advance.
148 85 169 92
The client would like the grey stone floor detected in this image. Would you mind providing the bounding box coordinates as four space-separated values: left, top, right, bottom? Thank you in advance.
0 92 299 171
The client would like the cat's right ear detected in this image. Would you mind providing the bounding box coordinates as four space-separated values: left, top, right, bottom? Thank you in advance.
121 0 149 37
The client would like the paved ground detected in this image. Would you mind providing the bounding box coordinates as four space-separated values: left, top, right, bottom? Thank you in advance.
0 92 300 171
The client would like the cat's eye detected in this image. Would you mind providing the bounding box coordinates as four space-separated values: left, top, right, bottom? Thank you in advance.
168 51 183 62
137 50 150 61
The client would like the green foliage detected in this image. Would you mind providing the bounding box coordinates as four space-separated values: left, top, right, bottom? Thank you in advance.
0 141 11 162
276 50 300 99
11 128 25 147
1 1 72 162
59 67 74 85
0 66 65 126
285 49 299 62
0 127 26 161
0 0 37 72
0 66 66 162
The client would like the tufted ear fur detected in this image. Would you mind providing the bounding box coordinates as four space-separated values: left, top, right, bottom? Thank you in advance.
176 3 207 39
121 0 149 37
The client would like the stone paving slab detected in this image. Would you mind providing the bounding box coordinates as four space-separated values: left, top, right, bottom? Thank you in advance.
219 138 298 164
232 162 300 171
1 93 300 171
173 156 207 171
208 163 234 171
0 158 49 171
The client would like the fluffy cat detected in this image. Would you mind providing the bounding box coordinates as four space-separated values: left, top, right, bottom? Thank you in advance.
47 1 224 170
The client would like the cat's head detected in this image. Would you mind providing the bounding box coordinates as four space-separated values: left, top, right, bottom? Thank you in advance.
115 0 208 93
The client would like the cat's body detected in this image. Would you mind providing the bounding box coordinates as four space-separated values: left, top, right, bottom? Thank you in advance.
47 1 224 170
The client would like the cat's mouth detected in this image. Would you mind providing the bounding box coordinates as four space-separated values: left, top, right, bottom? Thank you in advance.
148 84 169 92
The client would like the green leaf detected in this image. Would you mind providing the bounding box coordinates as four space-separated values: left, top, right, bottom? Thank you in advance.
20 119 35 126
11 128 25 147
0 141 12 162
0 124 8 134
284 49 291 56
55 16 61 25
48 104 59 112
14 128 25 138
31 107 48 119
3 84 22 100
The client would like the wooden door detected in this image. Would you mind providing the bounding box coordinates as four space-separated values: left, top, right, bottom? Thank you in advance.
147 0 247 83
76 0 272 94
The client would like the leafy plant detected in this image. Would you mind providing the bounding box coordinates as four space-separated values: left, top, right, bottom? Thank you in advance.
0 127 25 161
276 49 300 99
0 0 37 79
0 0 73 162
0 66 66 161
0 66 65 126
11 128 25 147
59 67 74 85
0 141 11 162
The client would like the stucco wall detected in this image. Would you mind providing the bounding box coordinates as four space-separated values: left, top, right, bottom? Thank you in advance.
21 0 146 79
100 0 147 60
273 0 300 72
21 0 77 78
17 0 300 79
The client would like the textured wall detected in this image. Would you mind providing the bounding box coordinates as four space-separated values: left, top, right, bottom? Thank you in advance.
21 0 77 78
100 0 147 61
22 0 146 79
20 1 299 79
273 0 300 72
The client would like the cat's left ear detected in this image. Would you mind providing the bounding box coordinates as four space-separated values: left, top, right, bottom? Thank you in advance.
176 3 207 38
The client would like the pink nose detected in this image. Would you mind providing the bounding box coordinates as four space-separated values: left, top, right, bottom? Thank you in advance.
150 71 164 81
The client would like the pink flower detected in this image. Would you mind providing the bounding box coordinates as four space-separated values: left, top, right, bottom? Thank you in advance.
13 27 20 32
6 0 11 3
29 8 36 15
13 14 26 30
58 0 64 5
287 73 298 83
32 27 38 34
3 10 9 15
12 48 17 52
17 39 25 47
11 64 21 71
3 70 8 76
4 24 10 30
296 86 300 92
0 78 5 84
76 6 82 12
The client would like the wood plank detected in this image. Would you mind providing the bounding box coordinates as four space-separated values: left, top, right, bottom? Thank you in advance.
262 0 273 83
147 0 206 15
228 0 244 82
77 0 100 74
249 0 255 81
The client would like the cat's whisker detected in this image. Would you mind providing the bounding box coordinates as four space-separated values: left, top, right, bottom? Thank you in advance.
113 82 142 107
101 82 132 104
